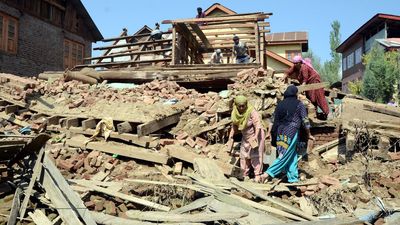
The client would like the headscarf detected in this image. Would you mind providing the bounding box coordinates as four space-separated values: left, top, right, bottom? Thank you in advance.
271 85 301 143
292 55 317 72
231 95 254 131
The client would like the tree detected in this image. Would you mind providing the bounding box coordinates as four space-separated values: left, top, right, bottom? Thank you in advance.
362 43 400 103
321 20 341 84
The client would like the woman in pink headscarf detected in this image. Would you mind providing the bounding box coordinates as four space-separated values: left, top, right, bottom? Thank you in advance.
284 55 330 118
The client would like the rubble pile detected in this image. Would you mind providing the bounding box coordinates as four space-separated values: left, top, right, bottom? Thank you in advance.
0 68 399 225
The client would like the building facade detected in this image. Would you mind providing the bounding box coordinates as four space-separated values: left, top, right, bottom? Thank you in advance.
336 13 400 92
0 0 102 76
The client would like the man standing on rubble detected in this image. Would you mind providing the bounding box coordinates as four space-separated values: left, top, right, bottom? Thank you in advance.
210 49 224 64
233 35 250 64
284 55 330 120
227 95 265 182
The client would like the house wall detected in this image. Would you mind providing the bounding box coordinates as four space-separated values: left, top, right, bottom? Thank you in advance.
0 2 92 76
266 44 302 58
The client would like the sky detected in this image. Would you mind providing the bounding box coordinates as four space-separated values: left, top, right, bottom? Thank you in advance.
81 0 399 63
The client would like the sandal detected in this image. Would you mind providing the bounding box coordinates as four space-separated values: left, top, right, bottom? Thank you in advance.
258 173 270 184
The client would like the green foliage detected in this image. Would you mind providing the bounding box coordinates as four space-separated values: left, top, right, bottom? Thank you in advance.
347 80 363 95
303 21 342 85
362 44 400 103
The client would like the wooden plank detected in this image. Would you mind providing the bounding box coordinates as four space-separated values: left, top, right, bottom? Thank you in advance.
85 48 171 61
90 212 204 225
28 210 52 225
19 148 45 220
97 29 128 63
43 155 96 225
117 121 134 134
176 23 201 52
75 58 171 69
193 158 228 182
137 112 182 136
125 210 248 223
298 82 329 92
163 14 270 24
124 178 210 194
166 144 234 176
82 118 97 130
255 23 260 64
132 36 152 62
7 187 21 225
313 137 343 154
200 23 259 29
70 179 170 211
363 104 400 118
259 29 271 33
171 25 177 66
50 126 158 148
93 39 172 51
101 31 172 42
230 178 318 221
66 135 168 164
170 196 214 214
189 23 212 49
40 170 83 225
204 30 256 36
258 22 270 27
277 219 365 225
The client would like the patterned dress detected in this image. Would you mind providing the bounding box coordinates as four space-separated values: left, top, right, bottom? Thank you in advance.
266 103 310 183
287 64 330 115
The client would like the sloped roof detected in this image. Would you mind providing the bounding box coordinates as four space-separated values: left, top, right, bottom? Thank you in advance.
266 50 293 67
204 3 236 16
337 13 400 53
266 32 308 52
71 0 103 41
376 38 400 48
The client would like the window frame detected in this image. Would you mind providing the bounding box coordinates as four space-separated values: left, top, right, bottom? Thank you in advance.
285 50 301 61
347 52 354 69
0 12 18 54
64 39 85 69
342 56 347 71
355 47 362 65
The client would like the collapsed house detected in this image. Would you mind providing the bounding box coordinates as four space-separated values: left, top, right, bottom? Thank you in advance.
0 2 399 225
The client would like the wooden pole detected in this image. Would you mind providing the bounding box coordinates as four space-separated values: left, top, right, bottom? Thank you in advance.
254 23 260 64
171 25 177 65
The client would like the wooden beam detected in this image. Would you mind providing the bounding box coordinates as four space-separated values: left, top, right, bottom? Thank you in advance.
42 155 96 225
189 23 212 49
66 135 168 164
313 138 344 154
70 180 170 211
65 118 79 129
0 112 31 127
230 178 318 221
258 22 270 27
203 30 256 36
163 14 270 24
137 112 182 136
19 148 45 220
40 169 83 225
85 48 171 61
27 210 53 225
7 187 21 225
93 39 172 51
82 118 97 130
58 126 158 148
200 23 259 29
297 82 329 92
132 36 152 62
125 210 248 223
363 104 400 118
255 23 260 64
171 25 177 65
176 23 201 52
101 31 172 42
259 29 271 33
97 29 128 64
75 58 171 69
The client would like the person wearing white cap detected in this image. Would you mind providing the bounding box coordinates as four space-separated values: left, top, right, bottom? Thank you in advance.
210 49 224 64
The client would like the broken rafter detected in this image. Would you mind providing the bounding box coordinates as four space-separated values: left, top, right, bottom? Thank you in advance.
189 23 212 49
101 30 172 42
84 48 172 61
163 13 270 24
93 39 172 51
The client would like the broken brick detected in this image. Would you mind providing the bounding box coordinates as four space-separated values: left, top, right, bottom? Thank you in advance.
56 159 74 171
195 137 208 148
185 137 196 148
176 132 189 140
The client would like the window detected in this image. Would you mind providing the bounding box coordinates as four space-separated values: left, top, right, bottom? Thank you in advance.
0 12 18 54
355 47 362 64
64 39 84 69
347 52 354 69
285 50 301 61
342 56 347 71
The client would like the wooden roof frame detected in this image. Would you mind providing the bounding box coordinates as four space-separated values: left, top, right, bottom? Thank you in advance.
204 3 236 16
